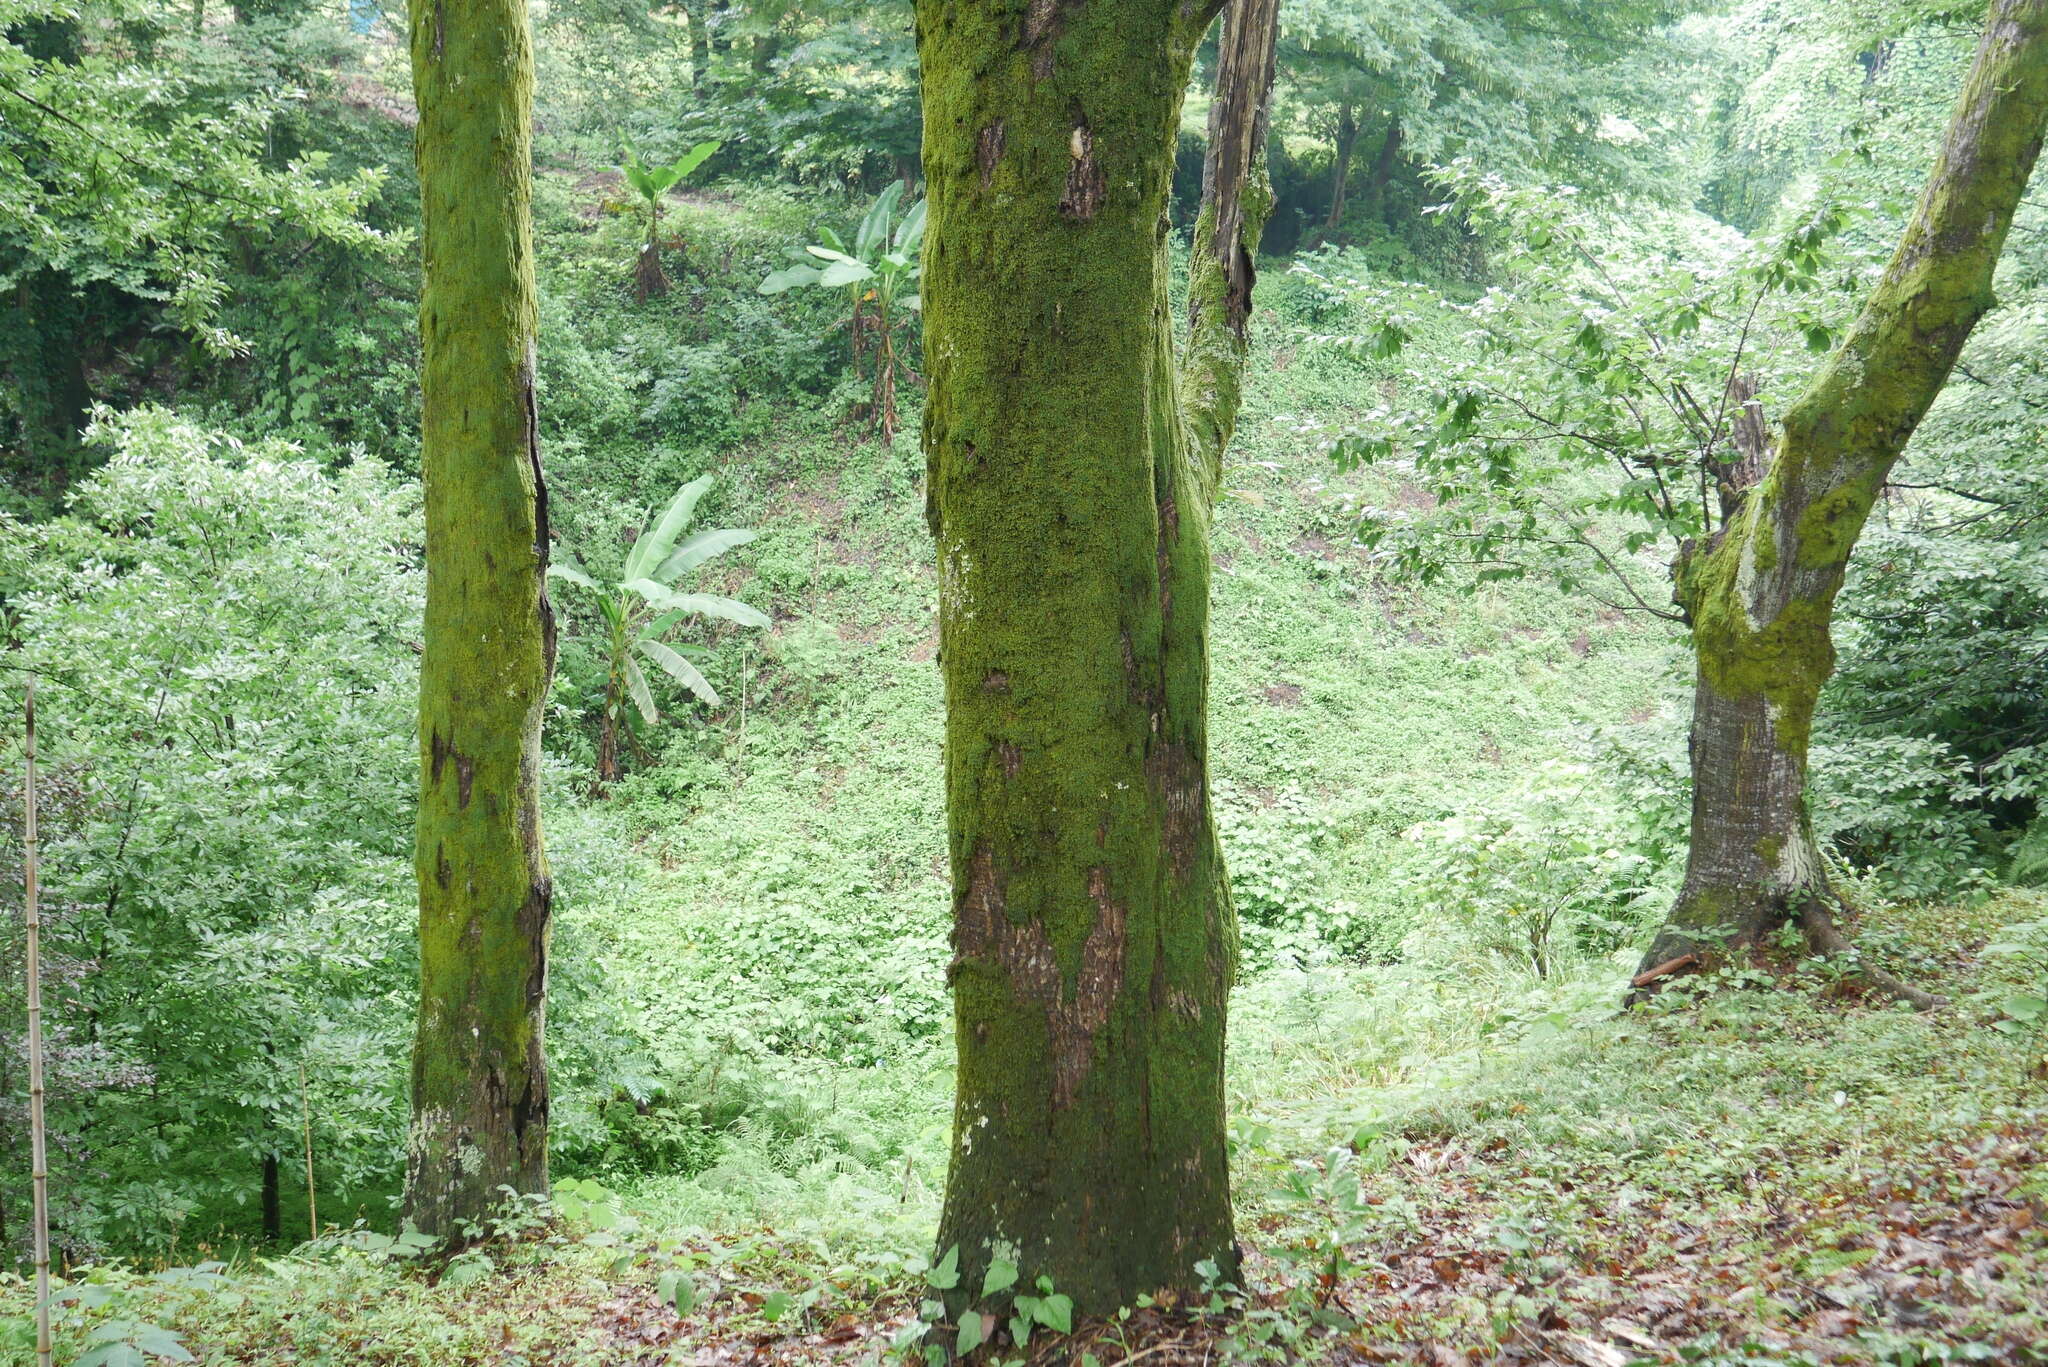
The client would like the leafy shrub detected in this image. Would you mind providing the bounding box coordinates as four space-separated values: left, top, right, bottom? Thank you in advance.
1396 762 1672 977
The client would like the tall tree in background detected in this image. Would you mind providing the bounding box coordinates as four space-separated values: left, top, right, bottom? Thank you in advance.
403 0 557 1239
1633 0 2048 999
918 0 1278 1310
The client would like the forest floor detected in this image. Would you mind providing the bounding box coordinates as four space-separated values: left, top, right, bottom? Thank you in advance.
29 892 2029 1366
555 893 2048 1367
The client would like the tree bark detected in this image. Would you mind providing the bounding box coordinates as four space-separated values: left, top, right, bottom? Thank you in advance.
1357 117 1400 227
918 0 1277 1314
261 1152 281 1242
1312 103 1358 243
403 0 557 1241
1638 0 2048 1002
687 0 709 89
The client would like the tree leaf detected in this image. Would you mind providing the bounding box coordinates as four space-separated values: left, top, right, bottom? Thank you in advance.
819 259 875 288
622 655 658 724
667 139 721 183
894 197 927 251
981 1258 1018 1299
625 475 714 580
637 638 720 706
654 527 756 582
955 1312 986 1357
646 591 770 629
760 264 823 294
545 559 598 591
857 181 904 259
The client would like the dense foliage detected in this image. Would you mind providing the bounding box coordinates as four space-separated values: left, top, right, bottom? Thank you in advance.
2 0 2046 1359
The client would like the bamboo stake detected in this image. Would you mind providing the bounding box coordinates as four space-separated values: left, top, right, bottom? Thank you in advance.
299 1059 316 1241
26 679 52 1367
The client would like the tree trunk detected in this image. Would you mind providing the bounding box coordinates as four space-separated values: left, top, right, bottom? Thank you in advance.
403 0 557 1242
687 0 709 89
1315 104 1358 241
1357 117 1400 227
261 1152 281 1242
1639 0 2048 1002
7 271 93 493
918 0 1277 1314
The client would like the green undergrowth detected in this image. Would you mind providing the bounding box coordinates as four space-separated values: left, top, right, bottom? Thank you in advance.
9 893 2042 1364
536 272 1684 1241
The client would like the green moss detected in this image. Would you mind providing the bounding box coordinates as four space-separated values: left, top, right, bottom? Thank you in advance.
917 0 1264 1312
405 0 557 1239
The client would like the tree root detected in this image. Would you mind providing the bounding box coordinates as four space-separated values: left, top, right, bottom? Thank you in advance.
1796 899 1946 1011
1625 896 1946 1011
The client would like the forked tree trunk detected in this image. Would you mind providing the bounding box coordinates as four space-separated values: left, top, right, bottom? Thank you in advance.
918 0 1277 1313
404 0 557 1240
1638 0 2048 1002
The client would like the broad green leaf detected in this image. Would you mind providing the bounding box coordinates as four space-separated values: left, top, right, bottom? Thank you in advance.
981 1258 1017 1299
667 139 721 183
653 527 756 582
760 265 823 294
2003 993 2048 1023
1036 1294 1072 1333
805 245 861 266
895 198 927 251
762 1290 793 1322
955 1312 985 1357
545 560 598 591
858 181 905 259
637 638 720 706
625 475 713 580
649 592 770 629
644 609 713 643
927 1244 961 1291
819 259 874 288
622 655 658 724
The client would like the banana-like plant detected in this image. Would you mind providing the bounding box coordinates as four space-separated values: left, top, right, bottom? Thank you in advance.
759 181 925 441
621 139 721 298
548 474 768 785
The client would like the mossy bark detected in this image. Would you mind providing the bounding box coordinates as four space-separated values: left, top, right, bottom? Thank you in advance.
403 0 556 1240
918 0 1276 1314
1639 0 2048 999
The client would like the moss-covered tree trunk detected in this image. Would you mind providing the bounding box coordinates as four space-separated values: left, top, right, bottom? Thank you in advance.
1637 0 2048 999
403 0 556 1240
918 0 1277 1313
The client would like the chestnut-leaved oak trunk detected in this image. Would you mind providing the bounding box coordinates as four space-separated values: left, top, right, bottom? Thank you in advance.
403 0 557 1240
918 0 1278 1313
1637 0 2048 1003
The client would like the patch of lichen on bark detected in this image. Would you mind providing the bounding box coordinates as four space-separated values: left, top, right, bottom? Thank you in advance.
405 0 556 1241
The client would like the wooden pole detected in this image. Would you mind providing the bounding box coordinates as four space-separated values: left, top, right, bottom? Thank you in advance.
26 679 52 1367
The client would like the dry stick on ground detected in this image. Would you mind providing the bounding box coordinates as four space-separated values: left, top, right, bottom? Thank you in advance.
1632 0 2048 1008
25 679 52 1367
